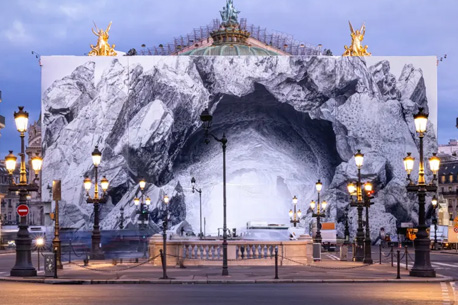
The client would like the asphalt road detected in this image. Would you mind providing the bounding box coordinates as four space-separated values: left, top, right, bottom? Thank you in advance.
0 282 454 305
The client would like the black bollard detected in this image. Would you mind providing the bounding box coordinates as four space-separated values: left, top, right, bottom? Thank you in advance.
379 244 382 265
396 250 401 279
274 246 279 280
391 245 394 267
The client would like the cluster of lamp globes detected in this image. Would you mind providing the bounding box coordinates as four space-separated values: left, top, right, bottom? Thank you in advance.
288 180 328 220
83 147 110 197
4 107 43 179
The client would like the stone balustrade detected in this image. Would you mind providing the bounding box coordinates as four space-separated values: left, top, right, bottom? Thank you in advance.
149 234 313 266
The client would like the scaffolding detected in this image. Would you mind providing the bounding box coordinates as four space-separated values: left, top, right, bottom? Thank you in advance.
138 18 323 56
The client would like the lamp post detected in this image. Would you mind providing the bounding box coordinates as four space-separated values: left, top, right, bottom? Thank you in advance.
199 108 229 276
403 107 440 277
362 182 374 264
161 195 169 279
310 180 326 243
289 196 302 228
135 178 151 258
5 106 43 277
344 207 350 245
347 150 365 262
348 179 374 264
83 146 109 260
191 177 203 239
431 196 438 250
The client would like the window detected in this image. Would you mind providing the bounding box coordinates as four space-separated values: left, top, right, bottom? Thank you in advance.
8 199 12 208
441 175 446 183
7 213 11 221
450 174 454 183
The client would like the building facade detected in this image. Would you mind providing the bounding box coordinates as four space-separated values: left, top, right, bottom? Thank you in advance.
439 160 458 221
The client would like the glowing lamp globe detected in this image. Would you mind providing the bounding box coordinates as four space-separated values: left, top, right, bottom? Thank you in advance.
91 146 102 167
14 106 29 133
429 153 440 175
5 151 17 174
403 153 415 174
414 108 428 134
83 177 92 192
101 176 109 192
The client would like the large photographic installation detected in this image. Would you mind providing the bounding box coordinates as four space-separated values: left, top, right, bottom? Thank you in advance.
41 55 437 238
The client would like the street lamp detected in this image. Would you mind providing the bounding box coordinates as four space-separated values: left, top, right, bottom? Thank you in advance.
289 196 302 227
191 177 203 239
161 195 170 279
310 180 326 243
347 149 374 263
403 107 439 277
431 196 438 250
199 108 229 276
5 106 43 277
83 145 109 260
135 178 150 258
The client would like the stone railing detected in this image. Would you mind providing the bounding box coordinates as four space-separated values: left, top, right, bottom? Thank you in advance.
149 234 313 266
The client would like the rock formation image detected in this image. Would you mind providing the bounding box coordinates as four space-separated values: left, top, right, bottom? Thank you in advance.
41 56 437 240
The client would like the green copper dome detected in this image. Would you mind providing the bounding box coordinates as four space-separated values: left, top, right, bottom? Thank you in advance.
182 44 279 56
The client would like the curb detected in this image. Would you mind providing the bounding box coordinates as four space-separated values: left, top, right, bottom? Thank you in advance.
0 276 453 285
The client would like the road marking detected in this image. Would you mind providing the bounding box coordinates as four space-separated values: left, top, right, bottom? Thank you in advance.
440 282 451 305
434 262 458 268
325 254 339 261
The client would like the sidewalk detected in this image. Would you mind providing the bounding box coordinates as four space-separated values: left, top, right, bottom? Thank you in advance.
0 258 453 285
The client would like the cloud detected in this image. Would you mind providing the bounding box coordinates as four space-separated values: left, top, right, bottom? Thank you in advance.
2 20 33 45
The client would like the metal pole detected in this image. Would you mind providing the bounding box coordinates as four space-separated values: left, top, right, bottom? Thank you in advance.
396 250 401 279
315 192 322 243
37 247 40 271
274 246 279 279
363 200 373 264
53 248 58 279
354 168 365 262
391 245 394 267
69 240 72 263
222 135 229 276
199 190 203 239
379 243 382 265
161 206 168 279
53 198 62 269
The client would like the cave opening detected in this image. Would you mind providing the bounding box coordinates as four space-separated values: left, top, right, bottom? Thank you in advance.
173 83 342 232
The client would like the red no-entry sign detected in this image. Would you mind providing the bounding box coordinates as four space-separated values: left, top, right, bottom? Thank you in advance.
17 205 29 217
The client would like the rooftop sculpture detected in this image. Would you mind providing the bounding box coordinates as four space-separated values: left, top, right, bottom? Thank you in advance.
343 21 371 56
220 0 241 27
89 22 117 56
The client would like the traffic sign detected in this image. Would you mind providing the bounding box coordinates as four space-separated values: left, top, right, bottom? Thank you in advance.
17 205 29 217
454 227 458 234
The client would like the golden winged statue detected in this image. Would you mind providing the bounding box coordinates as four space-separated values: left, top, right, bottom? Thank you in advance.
88 22 117 56
343 21 371 57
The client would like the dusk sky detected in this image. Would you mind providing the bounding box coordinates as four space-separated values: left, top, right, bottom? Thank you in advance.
0 0 456 157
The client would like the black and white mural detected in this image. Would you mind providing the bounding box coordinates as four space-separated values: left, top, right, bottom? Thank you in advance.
41 56 438 239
